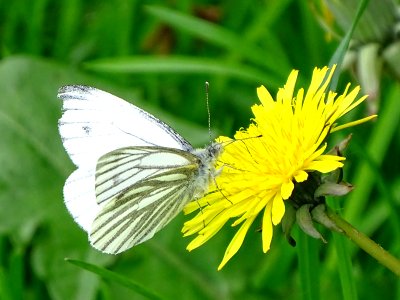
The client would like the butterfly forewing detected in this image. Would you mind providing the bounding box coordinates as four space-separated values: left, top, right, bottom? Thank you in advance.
90 146 201 254
58 85 192 168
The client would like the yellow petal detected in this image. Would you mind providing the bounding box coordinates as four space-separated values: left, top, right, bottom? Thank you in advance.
218 215 256 270
294 170 308 182
262 202 273 252
307 160 343 173
281 180 294 199
271 193 285 225
257 85 275 107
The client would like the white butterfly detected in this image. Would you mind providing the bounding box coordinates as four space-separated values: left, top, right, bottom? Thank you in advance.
58 85 222 254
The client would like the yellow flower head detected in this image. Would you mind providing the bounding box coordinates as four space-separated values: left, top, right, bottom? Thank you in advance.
183 66 376 270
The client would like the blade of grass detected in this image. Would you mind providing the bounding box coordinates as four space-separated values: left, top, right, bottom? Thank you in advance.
297 233 320 300
9 248 24 300
0 267 12 300
84 56 279 87
147 241 226 300
26 0 48 55
112 0 137 56
53 0 82 59
65 258 163 300
328 201 358 300
144 6 279 74
328 0 370 89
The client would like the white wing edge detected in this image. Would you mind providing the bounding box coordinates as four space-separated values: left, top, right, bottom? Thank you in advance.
63 168 101 232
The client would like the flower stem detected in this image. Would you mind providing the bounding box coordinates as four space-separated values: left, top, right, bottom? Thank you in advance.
326 208 400 276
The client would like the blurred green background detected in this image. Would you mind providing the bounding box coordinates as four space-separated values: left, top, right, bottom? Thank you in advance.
0 0 399 299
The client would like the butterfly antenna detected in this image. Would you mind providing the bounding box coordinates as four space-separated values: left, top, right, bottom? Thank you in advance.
205 81 212 143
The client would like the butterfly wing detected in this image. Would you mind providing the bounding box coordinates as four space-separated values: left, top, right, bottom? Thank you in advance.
58 85 193 231
90 146 201 254
63 168 100 231
58 85 192 167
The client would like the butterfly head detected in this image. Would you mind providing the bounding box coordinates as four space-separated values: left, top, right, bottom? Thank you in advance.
208 142 223 159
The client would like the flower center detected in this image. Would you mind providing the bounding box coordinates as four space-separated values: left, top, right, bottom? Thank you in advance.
288 172 324 208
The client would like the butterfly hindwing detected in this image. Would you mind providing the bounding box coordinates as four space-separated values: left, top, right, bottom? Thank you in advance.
90 146 201 253
63 167 100 232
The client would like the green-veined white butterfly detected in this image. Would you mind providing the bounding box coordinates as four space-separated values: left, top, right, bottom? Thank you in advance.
58 85 222 254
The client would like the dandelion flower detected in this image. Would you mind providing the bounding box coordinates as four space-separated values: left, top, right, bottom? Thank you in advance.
182 65 376 270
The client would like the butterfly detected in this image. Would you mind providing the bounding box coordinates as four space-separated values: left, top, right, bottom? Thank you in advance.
58 85 222 254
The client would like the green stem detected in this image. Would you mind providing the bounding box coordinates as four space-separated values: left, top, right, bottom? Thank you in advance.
327 209 400 276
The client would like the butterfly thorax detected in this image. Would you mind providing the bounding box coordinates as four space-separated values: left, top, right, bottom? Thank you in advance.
190 142 223 199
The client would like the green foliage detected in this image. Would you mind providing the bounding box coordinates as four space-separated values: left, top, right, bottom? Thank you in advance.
0 0 399 299
66 259 162 300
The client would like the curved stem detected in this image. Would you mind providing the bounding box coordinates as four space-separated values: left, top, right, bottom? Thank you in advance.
326 208 400 276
